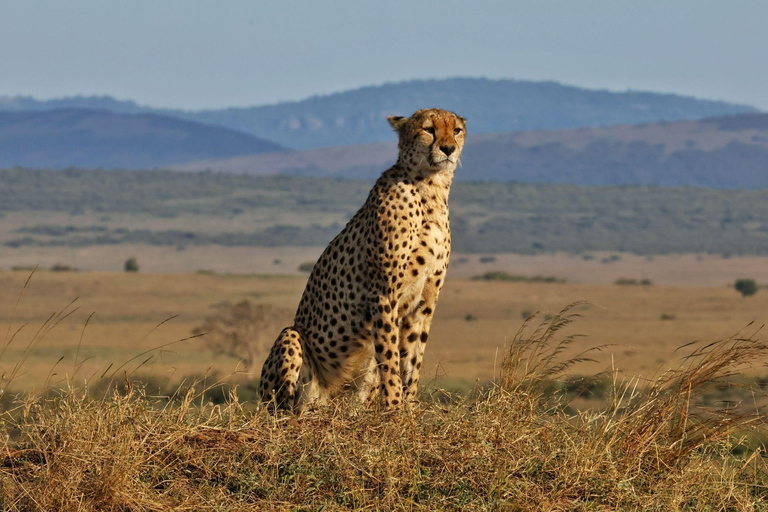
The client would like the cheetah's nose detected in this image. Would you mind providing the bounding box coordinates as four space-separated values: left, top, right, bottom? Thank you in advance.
440 145 455 156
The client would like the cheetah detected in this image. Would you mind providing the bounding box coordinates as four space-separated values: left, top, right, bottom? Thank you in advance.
259 108 466 411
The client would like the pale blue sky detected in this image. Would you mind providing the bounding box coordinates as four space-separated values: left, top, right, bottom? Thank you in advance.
1 1 766 110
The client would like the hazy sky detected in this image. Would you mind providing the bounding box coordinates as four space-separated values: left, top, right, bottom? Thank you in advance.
1 1 766 110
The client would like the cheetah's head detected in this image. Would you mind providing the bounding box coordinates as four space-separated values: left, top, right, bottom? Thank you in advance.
388 108 467 172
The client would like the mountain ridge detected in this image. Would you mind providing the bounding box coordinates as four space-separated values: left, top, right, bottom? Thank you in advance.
1 77 758 149
0 108 285 169
173 112 768 189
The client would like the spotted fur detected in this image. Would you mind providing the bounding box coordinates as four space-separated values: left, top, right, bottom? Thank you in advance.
259 108 467 411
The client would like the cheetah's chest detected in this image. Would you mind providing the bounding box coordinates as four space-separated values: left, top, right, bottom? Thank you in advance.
399 220 450 316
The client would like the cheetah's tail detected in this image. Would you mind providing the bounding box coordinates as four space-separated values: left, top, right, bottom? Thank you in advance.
258 327 305 412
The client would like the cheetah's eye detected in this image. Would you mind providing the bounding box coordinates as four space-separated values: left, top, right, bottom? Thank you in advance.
454 128 463 135
423 127 435 135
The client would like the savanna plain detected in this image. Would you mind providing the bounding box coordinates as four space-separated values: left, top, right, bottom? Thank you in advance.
0 170 767 509
1 265 767 393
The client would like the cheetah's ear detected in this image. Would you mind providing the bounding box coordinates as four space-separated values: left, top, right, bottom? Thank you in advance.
459 116 467 125
387 115 407 132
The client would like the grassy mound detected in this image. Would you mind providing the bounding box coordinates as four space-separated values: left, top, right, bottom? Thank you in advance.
0 306 766 510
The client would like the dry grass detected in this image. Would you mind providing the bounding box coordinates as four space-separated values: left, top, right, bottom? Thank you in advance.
0 303 766 510
3 270 768 393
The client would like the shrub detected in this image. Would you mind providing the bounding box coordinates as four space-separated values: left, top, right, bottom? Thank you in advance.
473 271 565 283
615 277 653 286
11 265 37 272
735 278 758 297
124 257 139 273
50 263 77 272
298 261 315 272
192 299 282 376
600 254 622 264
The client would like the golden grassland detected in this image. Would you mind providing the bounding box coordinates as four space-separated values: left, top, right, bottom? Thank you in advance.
0 305 766 510
0 267 766 510
0 269 767 394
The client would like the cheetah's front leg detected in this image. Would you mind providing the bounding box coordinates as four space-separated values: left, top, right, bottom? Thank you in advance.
398 278 440 403
372 296 404 409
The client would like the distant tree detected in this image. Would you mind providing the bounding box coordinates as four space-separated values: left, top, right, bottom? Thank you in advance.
193 300 280 376
124 257 139 273
734 278 758 297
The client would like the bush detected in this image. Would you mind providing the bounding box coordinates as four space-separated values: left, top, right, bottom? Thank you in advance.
192 299 287 375
124 257 139 273
615 278 653 286
192 300 283 376
473 271 565 283
50 263 77 272
298 261 315 273
735 278 758 297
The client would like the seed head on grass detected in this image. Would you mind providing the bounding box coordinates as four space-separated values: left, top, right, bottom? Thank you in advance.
498 301 610 407
606 324 768 468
